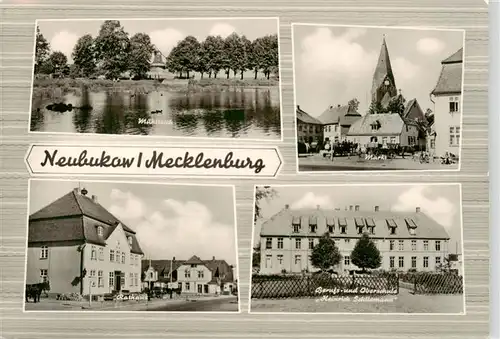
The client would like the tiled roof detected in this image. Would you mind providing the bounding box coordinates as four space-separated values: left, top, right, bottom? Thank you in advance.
185 255 204 265
296 106 323 125
318 105 361 126
29 189 143 254
347 113 405 136
260 207 450 240
431 48 463 95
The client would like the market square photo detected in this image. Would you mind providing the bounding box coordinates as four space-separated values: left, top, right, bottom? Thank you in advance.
292 24 464 171
29 18 281 140
250 184 465 314
24 179 239 312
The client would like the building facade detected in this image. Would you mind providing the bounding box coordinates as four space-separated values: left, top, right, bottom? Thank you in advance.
26 187 144 296
430 48 463 158
259 204 451 275
141 256 236 295
296 105 324 144
319 104 362 143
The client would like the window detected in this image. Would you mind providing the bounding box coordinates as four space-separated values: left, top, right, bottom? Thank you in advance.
198 271 204 278
338 218 347 234
435 256 441 267
382 137 388 144
449 96 460 113
130 254 133 265
309 239 314 250
91 246 97 260
190 264 197 268
411 256 417 268
344 256 350 266
127 236 133 246
97 226 103 237
390 136 397 144
398 256 404 268
386 219 397 235
423 257 429 268
116 251 120 263
121 252 125 264
109 272 115 289
389 256 395 268
389 240 395 251
185 270 190 278
293 225 300 233
294 255 301 265
408 136 416 145
344 239 350 244
277 254 284 265
435 241 441 251
121 275 125 288
340 226 347 234
368 226 375 234
430 139 435 149
90 269 96 278
328 225 334 233
40 246 48 259
423 240 429 251
309 225 317 233
449 126 460 146
398 240 404 251
409 228 416 236
390 227 396 235
265 255 272 268
40 269 48 283
266 238 272 249
185 282 190 291
110 250 115 262
98 270 103 287
99 248 104 261
129 273 133 287
295 238 301 249
134 273 138 286
411 240 417 251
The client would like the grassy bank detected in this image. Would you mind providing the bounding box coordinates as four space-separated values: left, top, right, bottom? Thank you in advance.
32 77 279 97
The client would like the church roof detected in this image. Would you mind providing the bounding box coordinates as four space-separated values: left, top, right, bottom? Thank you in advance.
431 48 463 95
372 37 397 101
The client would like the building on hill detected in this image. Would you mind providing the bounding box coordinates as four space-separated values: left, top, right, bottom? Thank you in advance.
141 256 236 295
258 204 451 275
148 49 173 80
429 48 463 158
26 187 144 297
318 104 362 143
346 113 420 147
371 36 398 109
296 105 324 144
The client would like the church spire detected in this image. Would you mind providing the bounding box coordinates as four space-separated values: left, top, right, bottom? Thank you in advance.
371 35 397 107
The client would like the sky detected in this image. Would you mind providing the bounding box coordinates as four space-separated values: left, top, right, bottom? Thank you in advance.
29 180 237 266
293 25 464 117
36 18 278 63
254 184 463 254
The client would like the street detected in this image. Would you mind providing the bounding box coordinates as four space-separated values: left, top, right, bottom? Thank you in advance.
146 296 239 312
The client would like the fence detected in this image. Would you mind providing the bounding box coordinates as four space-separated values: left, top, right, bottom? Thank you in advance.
251 274 399 299
399 272 464 294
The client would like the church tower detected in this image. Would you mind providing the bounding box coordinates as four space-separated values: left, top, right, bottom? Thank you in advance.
371 36 398 109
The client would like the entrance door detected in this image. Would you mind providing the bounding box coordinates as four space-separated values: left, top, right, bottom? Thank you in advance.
198 284 203 293
115 271 121 291
204 284 209 293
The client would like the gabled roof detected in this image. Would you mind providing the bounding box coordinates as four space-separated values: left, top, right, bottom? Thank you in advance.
185 255 205 265
347 113 406 136
318 105 362 126
296 106 323 125
260 207 450 240
372 37 396 101
431 48 463 95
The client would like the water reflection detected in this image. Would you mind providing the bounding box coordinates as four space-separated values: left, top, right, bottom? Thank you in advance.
30 87 281 139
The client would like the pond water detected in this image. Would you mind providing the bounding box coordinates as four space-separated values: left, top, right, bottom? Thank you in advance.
30 87 281 140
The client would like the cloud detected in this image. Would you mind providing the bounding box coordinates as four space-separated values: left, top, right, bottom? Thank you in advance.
149 28 185 56
416 37 445 55
108 191 236 264
50 31 79 62
392 57 420 81
392 186 456 229
209 23 236 38
290 192 335 210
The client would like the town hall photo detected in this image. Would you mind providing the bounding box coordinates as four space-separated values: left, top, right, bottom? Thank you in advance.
292 24 464 172
24 179 239 312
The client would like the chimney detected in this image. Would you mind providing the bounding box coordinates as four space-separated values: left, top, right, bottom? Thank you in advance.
316 205 320 210
416 207 421 213
212 256 215 261
297 105 300 110
374 206 379 212
73 187 80 195
349 205 353 211
337 104 341 107
285 204 289 209
172 256 175 261
81 187 88 196
330 105 333 109
355 205 360 211
91 195 98 203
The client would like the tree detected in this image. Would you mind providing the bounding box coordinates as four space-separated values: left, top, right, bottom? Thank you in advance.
129 33 154 79
257 34 279 80
368 100 384 114
195 39 211 79
40 51 68 74
386 94 406 115
72 34 96 77
240 35 254 80
201 35 225 78
93 20 130 79
348 98 360 112
223 33 244 79
167 36 200 78
254 186 277 223
165 45 183 77
350 233 382 272
310 232 342 272
35 26 50 74
252 241 261 268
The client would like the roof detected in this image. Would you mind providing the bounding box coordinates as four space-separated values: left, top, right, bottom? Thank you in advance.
29 189 143 254
318 105 362 126
260 207 450 240
142 257 235 283
431 48 463 95
296 106 323 125
347 113 406 136
372 37 396 101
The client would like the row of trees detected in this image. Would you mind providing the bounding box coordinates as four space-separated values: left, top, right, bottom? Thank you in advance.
35 20 279 81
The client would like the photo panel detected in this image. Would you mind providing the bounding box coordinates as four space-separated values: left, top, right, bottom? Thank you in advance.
292 24 464 172
250 184 465 314
30 18 282 141
24 179 240 313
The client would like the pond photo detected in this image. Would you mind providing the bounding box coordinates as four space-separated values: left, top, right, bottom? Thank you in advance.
30 18 281 140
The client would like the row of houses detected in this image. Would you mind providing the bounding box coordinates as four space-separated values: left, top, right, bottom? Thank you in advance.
297 37 462 158
26 187 236 297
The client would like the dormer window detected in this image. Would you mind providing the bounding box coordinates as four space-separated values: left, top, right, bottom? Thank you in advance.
371 120 381 131
386 219 397 235
326 217 335 233
365 218 375 234
97 226 103 237
338 218 347 234
292 215 301 233
354 217 365 234
309 216 317 233
127 236 133 246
